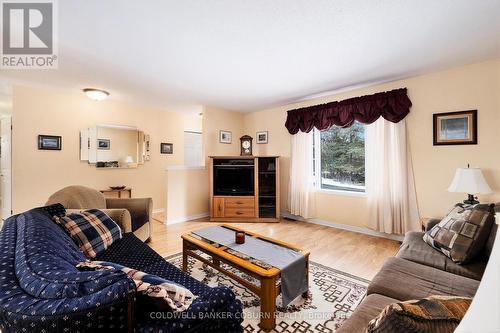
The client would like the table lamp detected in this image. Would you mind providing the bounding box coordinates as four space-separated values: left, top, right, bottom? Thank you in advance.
124 155 134 167
448 165 492 204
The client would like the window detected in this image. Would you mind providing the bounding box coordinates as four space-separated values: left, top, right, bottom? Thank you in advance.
184 131 203 167
314 122 366 193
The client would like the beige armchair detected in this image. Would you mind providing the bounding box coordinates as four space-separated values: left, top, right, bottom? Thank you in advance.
46 185 152 242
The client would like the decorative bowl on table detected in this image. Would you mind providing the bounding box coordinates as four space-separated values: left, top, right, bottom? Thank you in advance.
109 186 126 190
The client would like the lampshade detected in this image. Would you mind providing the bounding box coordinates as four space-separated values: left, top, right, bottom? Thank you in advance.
448 168 492 194
124 155 134 164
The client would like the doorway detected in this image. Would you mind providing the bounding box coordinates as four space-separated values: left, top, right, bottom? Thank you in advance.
0 117 12 220
0 87 12 221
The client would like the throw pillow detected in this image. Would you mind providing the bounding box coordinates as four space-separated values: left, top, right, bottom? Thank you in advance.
77 261 196 312
423 203 495 264
366 295 472 333
54 209 122 258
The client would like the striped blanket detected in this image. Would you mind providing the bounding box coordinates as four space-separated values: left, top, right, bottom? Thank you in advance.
77 260 196 312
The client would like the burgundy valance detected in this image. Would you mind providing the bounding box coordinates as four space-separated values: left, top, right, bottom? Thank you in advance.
285 88 412 134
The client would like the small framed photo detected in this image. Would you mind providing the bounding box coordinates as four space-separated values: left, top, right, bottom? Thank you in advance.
433 110 477 145
38 135 62 150
256 131 268 144
160 143 173 154
219 130 232 144
97 139 110 150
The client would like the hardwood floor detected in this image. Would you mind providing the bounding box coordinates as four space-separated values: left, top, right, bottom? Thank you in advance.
149 214 401 281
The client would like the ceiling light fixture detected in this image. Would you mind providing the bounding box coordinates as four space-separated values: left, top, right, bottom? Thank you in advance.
83 88 109 101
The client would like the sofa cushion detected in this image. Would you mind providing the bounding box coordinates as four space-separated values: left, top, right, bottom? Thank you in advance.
55 209 122 258
423 203 495 264
367 257 479 301
67 208 133 233
397 231 487 280
366 295 472 333
335 294 399 333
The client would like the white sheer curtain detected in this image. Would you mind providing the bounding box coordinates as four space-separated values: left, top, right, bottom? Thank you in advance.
365 118 420 234
289 131 316 219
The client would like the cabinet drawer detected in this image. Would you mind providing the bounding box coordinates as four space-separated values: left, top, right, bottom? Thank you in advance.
224 207 255 218
225 197 255 208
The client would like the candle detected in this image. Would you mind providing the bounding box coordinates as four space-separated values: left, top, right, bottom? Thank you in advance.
235 231 245 244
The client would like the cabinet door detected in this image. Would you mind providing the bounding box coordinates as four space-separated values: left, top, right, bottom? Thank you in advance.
213 198 225 217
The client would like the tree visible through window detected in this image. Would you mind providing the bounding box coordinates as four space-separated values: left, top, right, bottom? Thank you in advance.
318 122 365 192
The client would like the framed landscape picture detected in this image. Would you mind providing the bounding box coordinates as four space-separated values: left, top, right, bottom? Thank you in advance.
433 110 477 145
256 131 268 144
97 139 110 150
160 142 173 154
38 135 62 150
219 130 232 144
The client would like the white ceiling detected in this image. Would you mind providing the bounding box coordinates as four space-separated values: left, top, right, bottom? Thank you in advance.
1 0 499 112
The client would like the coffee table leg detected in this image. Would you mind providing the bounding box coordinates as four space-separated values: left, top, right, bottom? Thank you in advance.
182 240 188 272
302 258 310 298
213 257 220 267
259 276 276 331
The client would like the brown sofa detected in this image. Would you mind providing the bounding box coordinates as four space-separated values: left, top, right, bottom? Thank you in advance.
46 185 153 242
337 216 497 333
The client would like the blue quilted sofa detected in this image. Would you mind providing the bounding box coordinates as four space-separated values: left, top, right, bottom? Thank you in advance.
0 208 243 332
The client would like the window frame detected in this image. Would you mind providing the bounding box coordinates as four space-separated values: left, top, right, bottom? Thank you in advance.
313 126 367 197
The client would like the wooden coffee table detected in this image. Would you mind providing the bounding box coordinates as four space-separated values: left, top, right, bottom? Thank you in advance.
181 224 310 331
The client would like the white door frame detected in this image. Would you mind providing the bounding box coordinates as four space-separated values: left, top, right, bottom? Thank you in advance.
1 116 12 220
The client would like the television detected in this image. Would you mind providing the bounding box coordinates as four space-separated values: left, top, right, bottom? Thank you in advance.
213 160 254 196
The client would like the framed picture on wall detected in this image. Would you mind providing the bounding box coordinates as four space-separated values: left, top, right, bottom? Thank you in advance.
219 130 232 144
97 139 110 150
433 110 477 145
160 143 173 154
144 134 151 161
256 131 268 144
38 135 62 150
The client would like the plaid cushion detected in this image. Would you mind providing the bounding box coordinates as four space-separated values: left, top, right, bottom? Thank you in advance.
366 295 472 333
423 203 495 264
77 260 196 312
55 209 122 258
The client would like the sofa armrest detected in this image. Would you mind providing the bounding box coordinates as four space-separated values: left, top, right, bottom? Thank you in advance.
106 198 153 230
66 208 132 233
425 218 442 232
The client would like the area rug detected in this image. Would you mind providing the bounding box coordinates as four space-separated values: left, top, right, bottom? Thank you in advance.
165 252 369 333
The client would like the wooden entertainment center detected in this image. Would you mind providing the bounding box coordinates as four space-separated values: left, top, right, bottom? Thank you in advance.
209 156 280 222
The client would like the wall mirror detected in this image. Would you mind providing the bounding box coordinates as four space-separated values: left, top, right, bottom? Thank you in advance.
80 124 150 168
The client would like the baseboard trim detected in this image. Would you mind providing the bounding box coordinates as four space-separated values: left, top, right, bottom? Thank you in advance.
152 208 165 214
280 212 404 242
166 212 210 225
